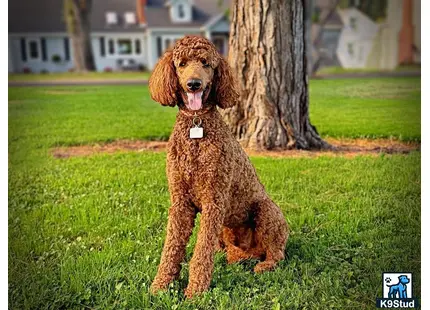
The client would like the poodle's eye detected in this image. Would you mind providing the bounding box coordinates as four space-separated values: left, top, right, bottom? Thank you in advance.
179 61 186 67
202 59 210 68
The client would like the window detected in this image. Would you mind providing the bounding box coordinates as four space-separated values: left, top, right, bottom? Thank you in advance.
347 43 354 56
178 4 185 19
213 37 225 55
164 38 172 49
135 39 141 54
157 37 162 57
124 12 136 25
106 12 118 25
118 39 132 55
108 39 115 54
350 17 357 30
105 38 143 56
28 40 39 59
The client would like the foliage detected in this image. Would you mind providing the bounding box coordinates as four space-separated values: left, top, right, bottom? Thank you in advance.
52 54 62 63
338 0 387 21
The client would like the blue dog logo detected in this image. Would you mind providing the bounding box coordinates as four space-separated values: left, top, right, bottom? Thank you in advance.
386 275 410 299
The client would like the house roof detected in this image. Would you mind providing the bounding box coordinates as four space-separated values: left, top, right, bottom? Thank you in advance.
9 0 66 33
313 0 343 28
144 0 231 29
8 0 231 34
319 8 343 27
9 0 143 34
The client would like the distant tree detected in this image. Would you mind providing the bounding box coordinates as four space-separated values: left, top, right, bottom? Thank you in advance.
64 0 96 72
339 0 387 21
223 0 330 150
311 0 340 75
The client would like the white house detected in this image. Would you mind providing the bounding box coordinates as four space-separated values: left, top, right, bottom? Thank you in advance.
336 0 421 70
336 8 379 68
8 0 231 73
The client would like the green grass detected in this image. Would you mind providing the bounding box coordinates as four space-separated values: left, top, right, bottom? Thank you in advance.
316 64 421 76
310 78 420 141
8 77 421 309
9 71 150 82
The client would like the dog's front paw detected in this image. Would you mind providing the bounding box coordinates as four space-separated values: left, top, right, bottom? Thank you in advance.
150 279 169 295
184 285 205 299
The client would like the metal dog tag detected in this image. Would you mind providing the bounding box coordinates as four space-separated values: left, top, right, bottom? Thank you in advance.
190 126 203 139
190 114 203 139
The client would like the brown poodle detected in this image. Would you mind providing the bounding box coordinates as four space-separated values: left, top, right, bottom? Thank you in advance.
148 35 289 299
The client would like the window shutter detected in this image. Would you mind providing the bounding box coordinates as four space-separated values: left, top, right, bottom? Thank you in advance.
41 38 47 61
135 39 141 55
99 37 105 57
156 37 162 57
20 38 27 62
64 38 70 61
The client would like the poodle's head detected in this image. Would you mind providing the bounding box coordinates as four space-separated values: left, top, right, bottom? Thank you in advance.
149 35 239 111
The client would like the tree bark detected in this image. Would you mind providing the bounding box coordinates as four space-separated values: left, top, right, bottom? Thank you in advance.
223 0 330 150
64 0 96 72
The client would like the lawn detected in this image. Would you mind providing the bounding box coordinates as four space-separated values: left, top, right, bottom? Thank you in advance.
9 71 150 83
8 77 421 309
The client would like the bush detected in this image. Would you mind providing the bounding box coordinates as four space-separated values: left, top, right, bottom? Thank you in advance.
137 64 147 72
22 67 31 74
40 69 49 74
51 54 62 63
104 67 113 72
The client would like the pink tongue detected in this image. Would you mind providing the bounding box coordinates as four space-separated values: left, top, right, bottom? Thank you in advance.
186 92 203 110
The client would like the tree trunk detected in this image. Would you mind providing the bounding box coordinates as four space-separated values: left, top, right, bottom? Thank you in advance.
223 0 330 150
64 0 96 72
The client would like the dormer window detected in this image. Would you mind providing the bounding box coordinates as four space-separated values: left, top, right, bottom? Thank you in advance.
169 1 191 23
124 12 136 25
106 12 118 25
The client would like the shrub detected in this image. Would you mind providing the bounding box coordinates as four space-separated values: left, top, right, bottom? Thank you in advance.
137 64 147 72
22 67 31 74
104 67 113 72
51 54 62 63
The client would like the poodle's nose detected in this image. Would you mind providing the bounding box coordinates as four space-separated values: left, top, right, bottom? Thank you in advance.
186 79 202 91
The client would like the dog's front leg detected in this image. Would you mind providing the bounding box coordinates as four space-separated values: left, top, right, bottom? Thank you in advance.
185 203 224 298
150 201 196 294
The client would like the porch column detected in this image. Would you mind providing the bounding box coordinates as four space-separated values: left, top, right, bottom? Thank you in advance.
205 30 211 42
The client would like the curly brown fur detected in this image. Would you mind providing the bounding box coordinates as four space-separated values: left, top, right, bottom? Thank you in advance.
149 35 289 299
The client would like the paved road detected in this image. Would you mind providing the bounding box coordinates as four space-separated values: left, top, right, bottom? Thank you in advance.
8 71 420 87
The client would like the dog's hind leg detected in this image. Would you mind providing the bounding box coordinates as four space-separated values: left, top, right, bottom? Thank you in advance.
253 198 288 273
222 227 264 264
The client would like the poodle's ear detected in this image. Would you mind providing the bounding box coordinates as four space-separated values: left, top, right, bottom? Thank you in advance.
213 57 239 109
149 50 179 107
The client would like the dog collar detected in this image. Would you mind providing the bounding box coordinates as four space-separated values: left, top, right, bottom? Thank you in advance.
179 106 215 117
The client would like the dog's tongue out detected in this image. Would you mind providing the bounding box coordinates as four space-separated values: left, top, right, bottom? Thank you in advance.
186 91 203 110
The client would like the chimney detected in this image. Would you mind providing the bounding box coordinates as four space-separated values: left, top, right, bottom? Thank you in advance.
398 0 414 64
136 0 147 25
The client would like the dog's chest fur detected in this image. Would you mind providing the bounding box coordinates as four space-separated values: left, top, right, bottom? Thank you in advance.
165 109 265 217
167 110 232 188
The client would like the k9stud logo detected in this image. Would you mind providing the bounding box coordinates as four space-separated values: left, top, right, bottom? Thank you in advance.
376 272 419 308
